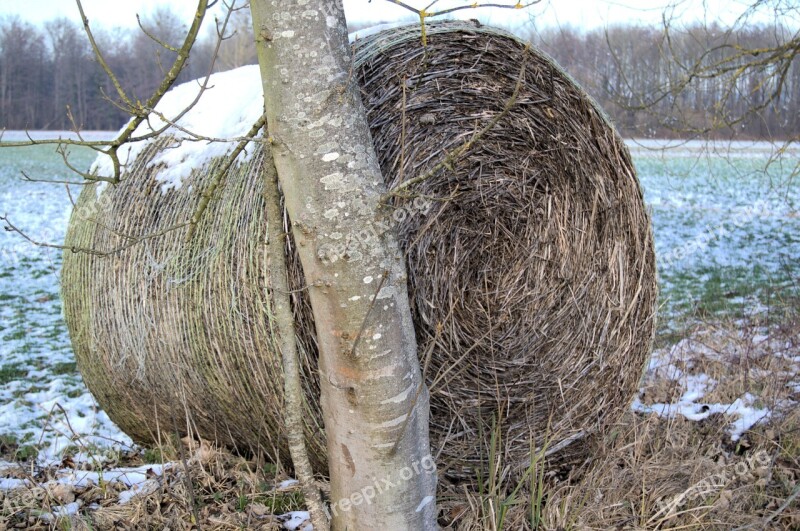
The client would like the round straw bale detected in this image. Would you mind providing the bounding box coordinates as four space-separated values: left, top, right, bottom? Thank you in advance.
62 22 656 479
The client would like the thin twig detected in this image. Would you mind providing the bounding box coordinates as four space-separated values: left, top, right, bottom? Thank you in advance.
20 171 87 186
263 147 330 531
1 214 189 257
136 14 181 53
381 0 540 45
76 0 211 183
185 113 268 242
383 0 539 16
76 0 136 112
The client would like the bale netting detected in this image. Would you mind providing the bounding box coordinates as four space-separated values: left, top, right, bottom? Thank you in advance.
62 21 657 480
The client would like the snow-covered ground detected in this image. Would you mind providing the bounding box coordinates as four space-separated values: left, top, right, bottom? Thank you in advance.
0 142 132 466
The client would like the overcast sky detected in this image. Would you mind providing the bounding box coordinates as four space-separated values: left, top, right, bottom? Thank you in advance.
0 0 790 32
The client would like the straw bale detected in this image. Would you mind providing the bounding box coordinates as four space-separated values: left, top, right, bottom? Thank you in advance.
62 22 657 479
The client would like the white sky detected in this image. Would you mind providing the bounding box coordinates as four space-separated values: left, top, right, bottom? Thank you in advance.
0 0 790 32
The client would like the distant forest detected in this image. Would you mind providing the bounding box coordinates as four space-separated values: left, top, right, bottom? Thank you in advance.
1 9 798 139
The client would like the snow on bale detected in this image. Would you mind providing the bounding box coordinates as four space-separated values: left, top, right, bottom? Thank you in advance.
62 22 657 479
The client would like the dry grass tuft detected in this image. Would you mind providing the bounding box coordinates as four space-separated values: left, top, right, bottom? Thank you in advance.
1 437 305 530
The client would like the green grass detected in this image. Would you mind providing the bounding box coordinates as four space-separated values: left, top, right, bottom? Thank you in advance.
0 365 27 385
14 445 38 461
0 433 18 448
656 262 800 345
0 144 98 186
12 385 47 398
51 361 77 375
0 433 38 461
143 448 164 464
65 389 83 399
257 490 304 514
31 269 52 279
2 329 27 342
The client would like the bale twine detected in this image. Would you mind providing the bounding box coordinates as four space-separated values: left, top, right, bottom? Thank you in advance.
62 22 657 479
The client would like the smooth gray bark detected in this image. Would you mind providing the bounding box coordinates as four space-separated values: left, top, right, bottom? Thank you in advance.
250 1 437 529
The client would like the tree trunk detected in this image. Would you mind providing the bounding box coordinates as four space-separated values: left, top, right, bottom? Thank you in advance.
250 2 437 529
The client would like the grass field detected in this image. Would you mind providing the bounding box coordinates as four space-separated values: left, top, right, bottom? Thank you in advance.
0 139 798 529
633 146 800 337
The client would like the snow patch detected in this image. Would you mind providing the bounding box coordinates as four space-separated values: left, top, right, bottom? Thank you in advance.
347 22 411 42
56 464 168 489
278 478 299 489
91 65 265 194
0 478 29 490
634 342 779 441
281 510 312 530
118 478 161 504
46 501 82 520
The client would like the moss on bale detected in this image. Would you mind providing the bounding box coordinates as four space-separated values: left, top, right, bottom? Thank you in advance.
62 22 657 479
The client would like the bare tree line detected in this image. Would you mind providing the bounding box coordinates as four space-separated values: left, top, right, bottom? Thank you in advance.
530 22 800 140
0 7 255 131
1 7 798 140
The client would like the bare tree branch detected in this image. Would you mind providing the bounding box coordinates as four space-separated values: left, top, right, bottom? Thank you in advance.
262 146 330 531
380 0 541 44
1 214 190 257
